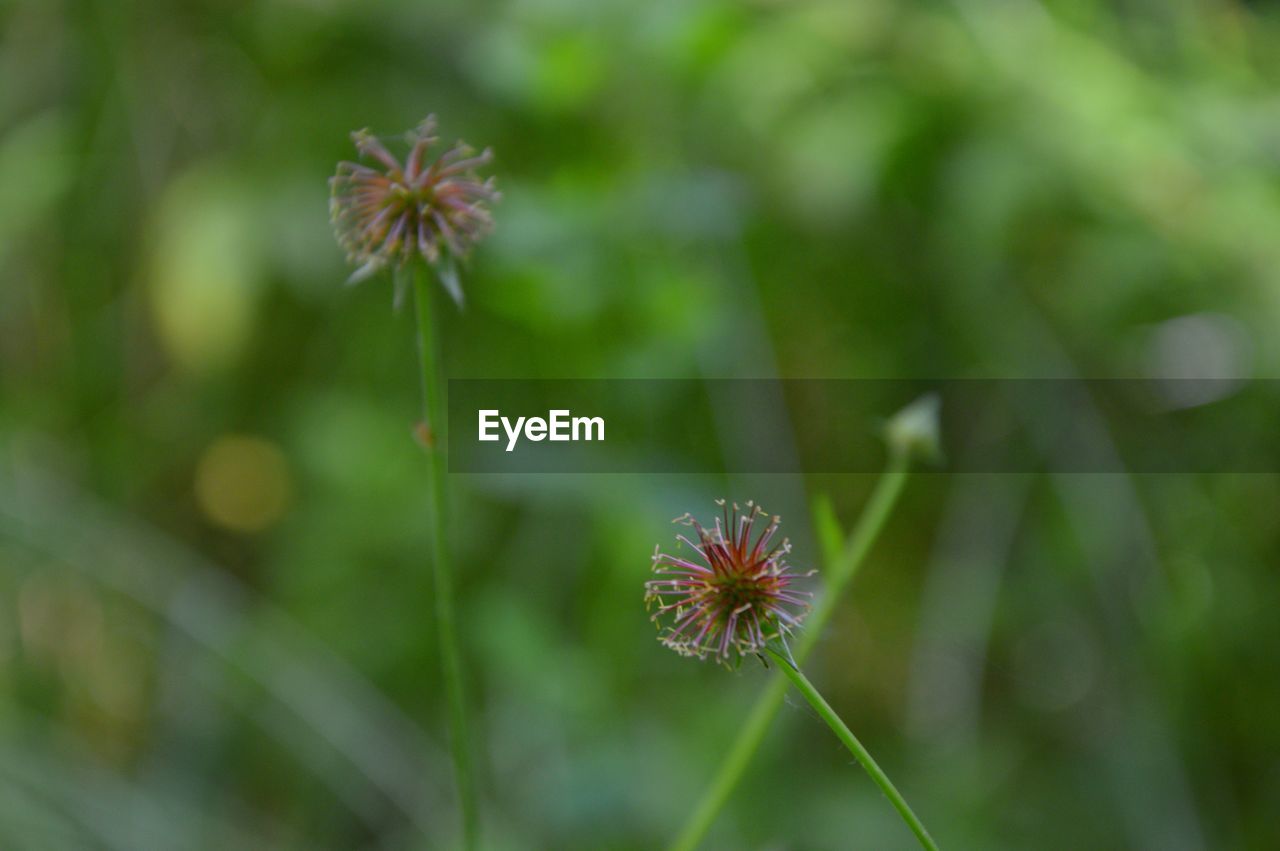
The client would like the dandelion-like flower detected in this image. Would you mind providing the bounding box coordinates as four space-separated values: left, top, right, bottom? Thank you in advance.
329 115 499 302
645 500 815 666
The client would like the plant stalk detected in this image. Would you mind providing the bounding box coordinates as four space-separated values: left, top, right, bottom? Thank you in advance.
763 647 939 850
668 452 910 851
409 264 478 850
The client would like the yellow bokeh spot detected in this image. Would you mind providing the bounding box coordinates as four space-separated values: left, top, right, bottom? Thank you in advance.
148 166 260 373
195 435 292 533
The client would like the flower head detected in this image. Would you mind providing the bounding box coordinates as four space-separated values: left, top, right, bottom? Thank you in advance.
645 500 815 666
329 115 499 302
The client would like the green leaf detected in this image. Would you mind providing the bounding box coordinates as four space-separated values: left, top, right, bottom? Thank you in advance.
810 493 845 570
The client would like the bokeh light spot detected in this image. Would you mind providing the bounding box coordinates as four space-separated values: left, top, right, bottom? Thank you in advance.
195 435 293 533
148 167 261 373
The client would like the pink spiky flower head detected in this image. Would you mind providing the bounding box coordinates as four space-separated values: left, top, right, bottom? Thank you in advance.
645 501 815 666
330 115 499 304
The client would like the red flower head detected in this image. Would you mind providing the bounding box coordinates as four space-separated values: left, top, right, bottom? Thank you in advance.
645 501 815 666
330 115 499 303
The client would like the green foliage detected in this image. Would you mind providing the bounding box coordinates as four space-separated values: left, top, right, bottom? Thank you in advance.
2 0 1280 848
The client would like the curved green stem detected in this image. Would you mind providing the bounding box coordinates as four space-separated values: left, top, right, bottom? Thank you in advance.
408 264 478 850
764 648 939 850
668 453 910 851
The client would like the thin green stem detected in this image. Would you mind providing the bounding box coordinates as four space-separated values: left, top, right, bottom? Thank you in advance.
668 452 910 851
763 648 939 851
408 264 478 850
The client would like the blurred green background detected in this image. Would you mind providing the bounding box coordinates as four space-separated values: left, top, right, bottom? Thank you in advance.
3 0 1280 848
